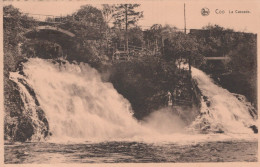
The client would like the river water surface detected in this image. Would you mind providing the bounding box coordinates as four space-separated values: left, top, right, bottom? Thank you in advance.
4 140 258 163
5 58 258 163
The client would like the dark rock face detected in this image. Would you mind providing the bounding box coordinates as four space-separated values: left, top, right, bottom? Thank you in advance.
14 116 34 142
36 107 49 138
4 71 50 142
4 76 23 141
249 125 258 134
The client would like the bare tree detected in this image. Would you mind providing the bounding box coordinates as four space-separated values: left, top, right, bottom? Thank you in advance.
112 4 143 52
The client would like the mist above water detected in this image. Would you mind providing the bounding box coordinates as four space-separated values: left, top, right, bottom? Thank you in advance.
9 58 257 143
142 108 186 134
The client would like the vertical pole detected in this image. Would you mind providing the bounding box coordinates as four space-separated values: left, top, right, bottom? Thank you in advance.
125 4 129 53
184 3 186 34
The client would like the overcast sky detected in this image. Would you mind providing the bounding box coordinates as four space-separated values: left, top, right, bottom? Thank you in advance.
3 0 260 33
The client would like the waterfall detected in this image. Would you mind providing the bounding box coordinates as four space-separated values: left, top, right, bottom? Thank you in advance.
9 58 257 142
10 58 148 141
189 67 257 134
9 72 49 141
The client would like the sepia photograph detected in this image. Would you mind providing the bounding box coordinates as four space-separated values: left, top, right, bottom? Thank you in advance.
2 0 259 165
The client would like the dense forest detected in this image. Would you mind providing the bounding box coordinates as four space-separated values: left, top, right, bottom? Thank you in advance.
4 4 257 141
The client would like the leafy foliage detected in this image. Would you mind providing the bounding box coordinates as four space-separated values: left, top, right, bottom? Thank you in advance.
193 24 257 107
4 5 37 47
111 26 144 48
4 4 257 124
3 5 38 72
21 40 63 59
57 5 108 66
102 4 115 25
109 56 178 119
60 5 106 40
162 30 203 71
101 5 116 54
128 27 144 47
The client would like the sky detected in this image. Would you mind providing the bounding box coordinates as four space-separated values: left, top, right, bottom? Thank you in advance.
2 0 260 33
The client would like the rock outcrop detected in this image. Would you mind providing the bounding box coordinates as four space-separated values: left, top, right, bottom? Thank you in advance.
4 65 50 142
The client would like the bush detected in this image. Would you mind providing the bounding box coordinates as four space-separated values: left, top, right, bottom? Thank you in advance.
194 25 257 107
109 56 178 119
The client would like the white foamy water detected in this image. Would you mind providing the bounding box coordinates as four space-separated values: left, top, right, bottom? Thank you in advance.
9 72 47 141
9 58 257 143
12 58 153 141
190 67 257 134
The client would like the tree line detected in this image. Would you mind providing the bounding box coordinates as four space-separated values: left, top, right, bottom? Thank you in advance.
4 4 257 119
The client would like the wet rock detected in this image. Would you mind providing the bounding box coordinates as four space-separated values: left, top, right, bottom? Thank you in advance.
5 74 50 142
4 122 16 141
14 116 34 142
203 96 208 101
248 108 258 119
249 125 258 134
18 78 40 106
4 77 24 141
36 107 49 138
16 58 28 76
206 101 211 107
215 129 224 133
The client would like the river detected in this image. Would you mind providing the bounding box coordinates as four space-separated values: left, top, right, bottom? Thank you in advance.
5 58 258 163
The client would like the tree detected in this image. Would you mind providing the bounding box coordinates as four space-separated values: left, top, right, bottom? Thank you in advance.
143 24 179 55
112 4 143 52
59 5 108 65
61 5 106 40
192 24 257 106
143 24 162 52
110 55 178 119
102 4 115 55
102 4 115 25
163 31 202 72
128 26 144 47
4 5 37 47
3 5 38 72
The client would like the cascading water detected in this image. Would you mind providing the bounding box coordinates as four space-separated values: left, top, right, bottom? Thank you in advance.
10 58 150 141
9 58 257 142
9 72 49 141
189 67 257 134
